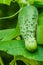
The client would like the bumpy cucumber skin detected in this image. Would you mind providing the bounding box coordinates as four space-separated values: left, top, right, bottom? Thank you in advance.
18 5 38 52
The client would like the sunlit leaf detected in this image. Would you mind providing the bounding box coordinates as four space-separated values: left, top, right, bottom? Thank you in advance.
0 40 43 61
0 27 20 41
0 0 12 5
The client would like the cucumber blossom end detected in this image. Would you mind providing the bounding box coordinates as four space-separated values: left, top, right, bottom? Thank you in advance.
25 38 37 52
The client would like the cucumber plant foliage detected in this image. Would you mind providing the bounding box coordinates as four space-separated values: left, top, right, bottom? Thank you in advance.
0 0 12 5
0 0 43 65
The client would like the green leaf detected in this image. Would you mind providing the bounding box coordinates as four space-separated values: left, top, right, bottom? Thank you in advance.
0 40 43 61
0 0 12 5
15 56 39 65
0 28 20 41
33 0 43 8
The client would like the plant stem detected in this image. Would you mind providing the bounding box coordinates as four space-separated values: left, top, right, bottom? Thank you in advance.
15 62 17 65
0 8 22 19
9 56 16 65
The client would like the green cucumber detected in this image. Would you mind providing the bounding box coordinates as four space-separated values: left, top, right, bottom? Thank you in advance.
18 5 38 52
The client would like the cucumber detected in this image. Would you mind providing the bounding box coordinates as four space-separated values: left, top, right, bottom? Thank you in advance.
18 5 38 52
36 25 43 44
